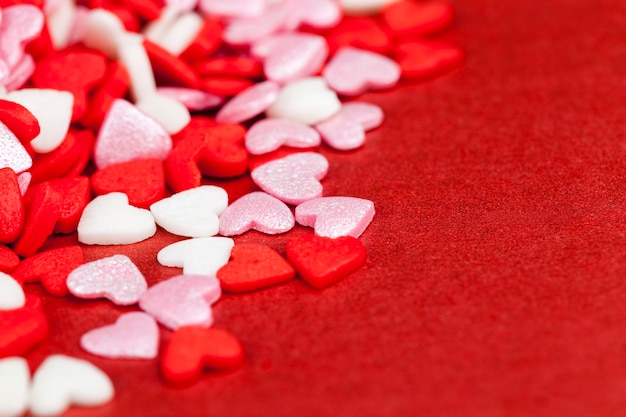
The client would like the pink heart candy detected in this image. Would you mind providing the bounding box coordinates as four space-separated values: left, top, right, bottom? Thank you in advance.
215 80 279 124
251 152 328 205
139 274 221 330
219 191 295 236
80 312 159 359
17 172 31 195
323 47 401 96
223 4 288 46
295 196 375 238
4 53 34 91
245 118 320 155
0 5 44 70
66 254 148 305
94 99 172 169
199 0 265 18
166 0 199 13
281 0 341 30
314 101 383 150
339 102 384 131
252 33 328 84
0 121 32 174
157 87 223 111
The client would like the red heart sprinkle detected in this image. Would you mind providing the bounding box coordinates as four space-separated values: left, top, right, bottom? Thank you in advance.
91 158 165 208
0 244 19 273
0 167 24 244
0 99 40 153
194 57 263 79
180 18 223 63
326 16 392 55
81 61 130 130
285 234 367 289
382 1 454 37
12 245 84 296
144 39 202 89
124 0 162 22
29 130 84 183
217 243 295 292
161 326 244 384
202 77 254 97
394 40 464 79
197 124 248 178
49 176 91 234
0 294 48 359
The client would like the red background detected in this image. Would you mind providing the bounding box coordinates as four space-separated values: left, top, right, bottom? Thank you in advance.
22 0 626 416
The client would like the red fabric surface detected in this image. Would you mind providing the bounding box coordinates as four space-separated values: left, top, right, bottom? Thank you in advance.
21 0 626 416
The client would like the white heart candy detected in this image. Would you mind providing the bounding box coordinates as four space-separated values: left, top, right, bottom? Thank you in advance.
30 355 114 417
77 192 157 245
157 237 234 277
266 77 341 125
0 357 29 417
82 9 127 58
135 92 191 135
6 88 73 154
117 34 157 101
150 185 228 238
46 0 76 49
0 272 25 310
158 12 204 55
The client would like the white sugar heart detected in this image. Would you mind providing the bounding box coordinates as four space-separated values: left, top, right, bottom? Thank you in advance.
252 32 328 84
77 192 157 245
0 271 25 310
245 118 320 155
139 274 221 330
323 46 401 96
295 196 375 238
66 254 148 305
30 355 114 417
80 312 159 359
46 0 76 49
7 88 74 154
117 34 157 101
150 185 228 238
251 152 328 205
144 6 179 44
0 121 31 174
136 92 191 135
219 191 294 236
157 237 234 277
215 80 280 124
82 9 126 58
94 99 172 169
0 357 29 417
266 77 341 125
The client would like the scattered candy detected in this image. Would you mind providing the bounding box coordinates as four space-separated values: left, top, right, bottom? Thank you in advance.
157 236 234 276
157 86 223 111
295 196 375 238
381 0 454 37
218 191 294 236
0 357 29 417
245 118 321 155
0 271 24 310
215 80 279 124
67 254 148 305
0 294 48 358
266 77 341 125
80 312 159 359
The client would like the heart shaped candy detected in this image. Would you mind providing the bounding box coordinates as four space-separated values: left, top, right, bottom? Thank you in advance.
266 77 341 125
217 243 295 292
338 0 399 15
199 0 265 18
281 0 341 30
0 167 24 244
161 326 244 384
30 355 114 417
393 40 464 79
223 3 288 46
314 102 382 150
0 271 24 310
323 46 400 96
67 254 148 305
136 92 191 135
215 80 280 124
139 274 221 329
382 0 454 36
0 5 44 69
0 245 19 273
77 192 157 245
251 152 328 205
295 196 375 238
219 191 294 236
337 102 384 130
157 237 234 276
157 86 223 111
285 234 367 289
0 121 32 174
80 312 159 359
245 118 321 155
0 294 48 358
0 357 29 417
150 185 228 238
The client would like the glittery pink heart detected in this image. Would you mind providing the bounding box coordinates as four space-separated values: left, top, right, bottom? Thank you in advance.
323 47 401 96
314 102 383 150
219 191 295 236
215 80 279 124
139 274 221 330
0 121 32 174
252 33 328 84
251 152 328 205
245 118 320 155
157 87 223 111
295 196 376 238
66 254 148 305
281 0 341 30
199 0 265 18
94 99 172 169
80 312 159 359
222 4 289 46
0 5 44 70
4 51 34 91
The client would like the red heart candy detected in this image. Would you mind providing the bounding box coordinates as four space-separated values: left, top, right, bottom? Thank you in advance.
382 1 454 37
162 326 244 384
217 244 295 292
197 124 248 178
61 129 96 178
202 77 254 97
0 244 20 273
165 119 210 192
12 245 84 296
0 167 24 244
81 61 130 130
285 234 367 289
0 294 48 358
394 40 464 79
326 16 391 55
49 176 91 234
180 18 223 63
194 56 262 79
124 0 161 21
144 39 202 89
29 130 84 183
91 158 165 208
0 99 40 153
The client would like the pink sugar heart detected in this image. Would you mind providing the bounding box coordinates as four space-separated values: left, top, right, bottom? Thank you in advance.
251 152 328 205
252 33 328 84
215 80 279 124
295 196 375 238
339 102 384 131
94 99 172 169
323 46 401 96
80 312 159 359
219 191 295 236
4 53 34 91
315 101 384 150
199 0 265 18
157 87 223 111
0 121 32 174
281 0 341 30
245 118 320 155
139 274 221 330
223 3 288 46
66 254 148 305
0 5 44 69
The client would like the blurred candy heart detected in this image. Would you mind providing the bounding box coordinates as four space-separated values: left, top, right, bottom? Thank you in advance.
157 237 234 276
219 191 294 236
295 196 375 238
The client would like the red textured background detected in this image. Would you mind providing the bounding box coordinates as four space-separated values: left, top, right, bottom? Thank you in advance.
22 0 626 416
